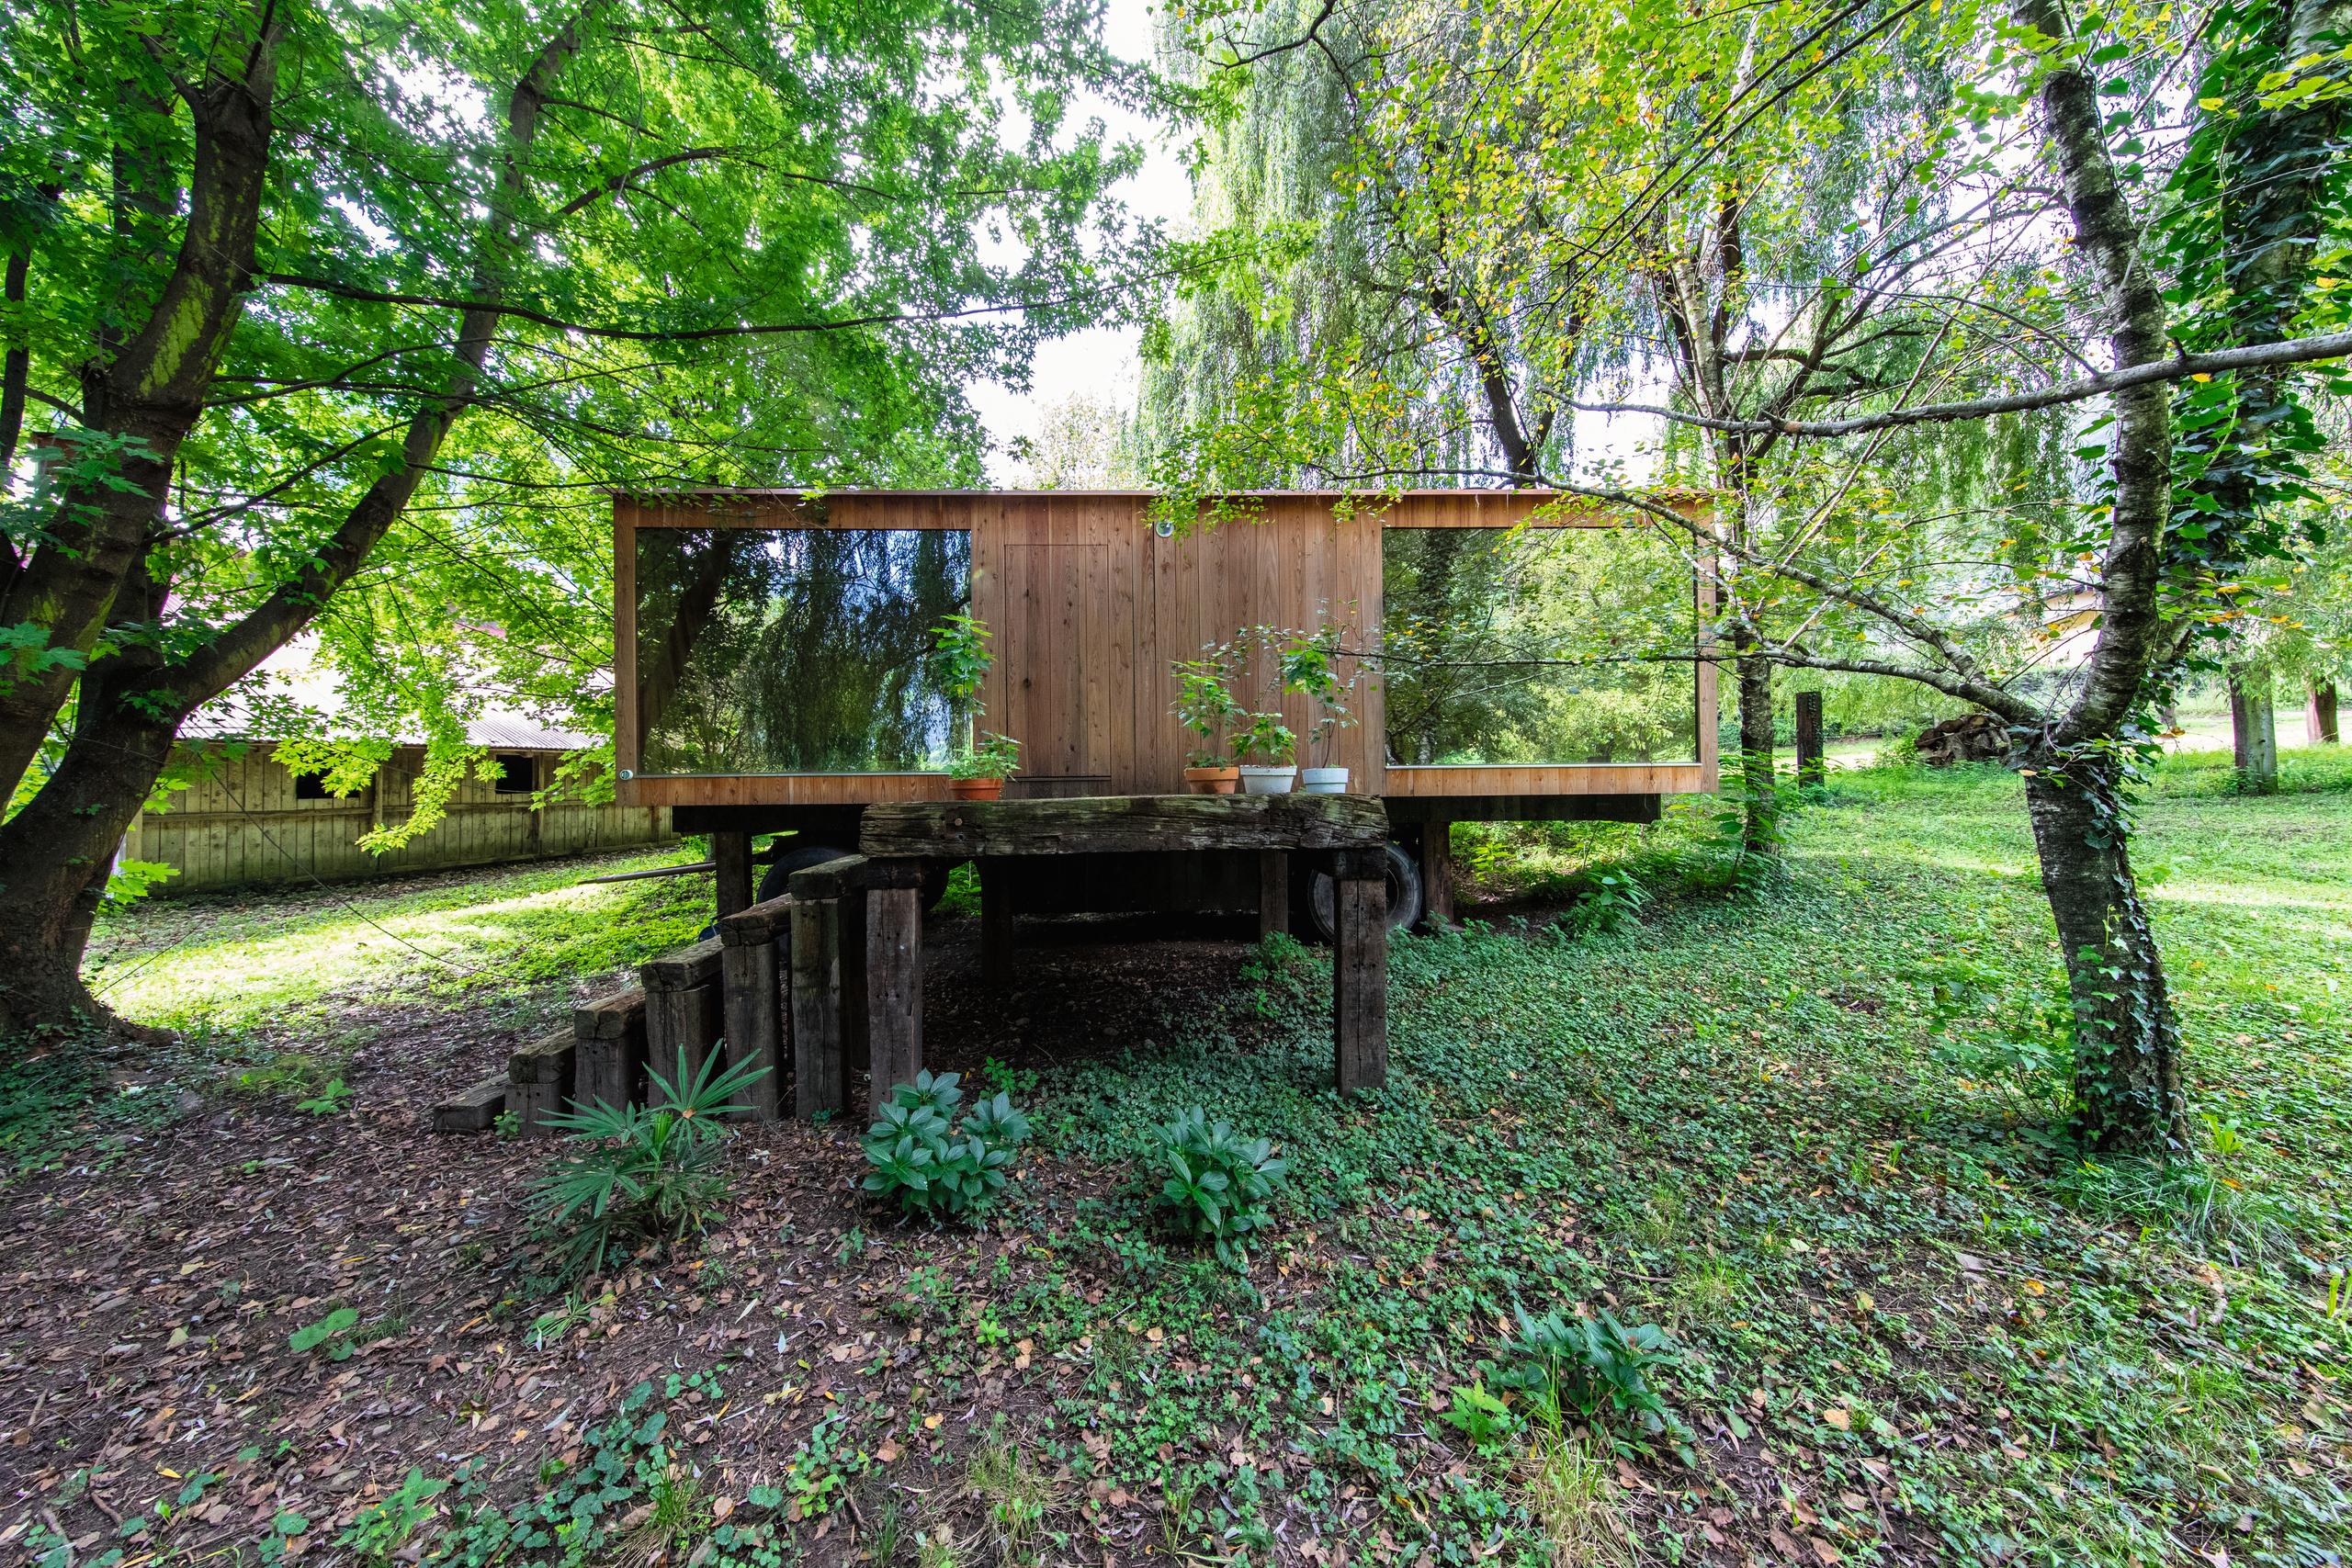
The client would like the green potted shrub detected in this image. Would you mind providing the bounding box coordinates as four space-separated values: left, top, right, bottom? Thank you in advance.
1279 628 1359 793
947 730 1021 799
1170 649 1245 794
1232 711 1298 794
932 613 1020 798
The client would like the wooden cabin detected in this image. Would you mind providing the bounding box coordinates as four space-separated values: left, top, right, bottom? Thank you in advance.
131 716 672 893
615 488 1717 925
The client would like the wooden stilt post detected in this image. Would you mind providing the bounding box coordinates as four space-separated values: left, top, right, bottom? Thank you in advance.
980 856 1014 985
1257 850 1289 941
1415 822 1454 929
712 830 754 919
1794 691 1825 788
1331 846 1388 1095
718 895 791 1121
865 861 925 1106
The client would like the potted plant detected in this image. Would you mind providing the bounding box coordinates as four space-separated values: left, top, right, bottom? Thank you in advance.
932 614 1020 796
947 730 1021 799
1231 711 1298 794
1278 628 1360 793
1170 650 1245 794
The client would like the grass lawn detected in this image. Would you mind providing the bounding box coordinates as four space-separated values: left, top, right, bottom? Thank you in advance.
4 751 2348 1567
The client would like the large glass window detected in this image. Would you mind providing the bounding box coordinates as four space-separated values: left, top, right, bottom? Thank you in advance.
1381 526 1699 765
633 527 972 775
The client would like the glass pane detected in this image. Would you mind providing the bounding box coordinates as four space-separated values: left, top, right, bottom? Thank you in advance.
633 527 972 774
1381 526 1698 765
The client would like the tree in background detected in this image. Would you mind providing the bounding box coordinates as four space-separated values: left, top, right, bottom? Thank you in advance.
0 0 1148 1040
1146 0 2352 1154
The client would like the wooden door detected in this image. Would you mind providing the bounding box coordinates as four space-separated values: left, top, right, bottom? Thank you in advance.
995 537 1136 788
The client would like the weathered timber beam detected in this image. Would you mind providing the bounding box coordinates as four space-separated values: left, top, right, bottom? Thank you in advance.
859 793 1387 860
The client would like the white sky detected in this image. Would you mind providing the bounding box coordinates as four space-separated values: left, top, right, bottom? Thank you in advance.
968 0 1189 482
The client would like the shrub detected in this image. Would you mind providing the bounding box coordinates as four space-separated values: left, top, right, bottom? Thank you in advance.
1153 1106 1285 1265
861 1070 1032 1223
535 1052 768 1275
1557 868 1650 938
1497 1308 1679 1441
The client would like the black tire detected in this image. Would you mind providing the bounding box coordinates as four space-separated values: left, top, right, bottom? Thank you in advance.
1306 840 1423 942
756 841 856 904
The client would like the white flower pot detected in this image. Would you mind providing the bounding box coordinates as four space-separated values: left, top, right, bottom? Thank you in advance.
1237 764 1297 795
1297 766 1351 795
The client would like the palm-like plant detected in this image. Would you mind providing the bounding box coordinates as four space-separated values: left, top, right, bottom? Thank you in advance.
535 1052 769 1275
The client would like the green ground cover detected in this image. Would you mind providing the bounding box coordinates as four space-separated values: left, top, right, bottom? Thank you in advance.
17 750 2350 1566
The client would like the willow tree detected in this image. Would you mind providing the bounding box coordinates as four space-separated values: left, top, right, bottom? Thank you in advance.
1152 0 2352 1154
0 0 1145 1040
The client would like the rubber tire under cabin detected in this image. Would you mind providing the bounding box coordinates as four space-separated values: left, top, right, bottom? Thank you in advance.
1306 840 1422 942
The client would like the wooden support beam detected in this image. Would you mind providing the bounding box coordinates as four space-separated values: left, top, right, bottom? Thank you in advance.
865 874 923 1107
980 856 1014 985
1257 851 1289 941
509 1031 578 1136
719 926 786 1123
789 895 846 1120
641 937 724 1093
861 792 1386 859
1794 691 1825 788
712 830 754 919
435 1075 507 1134
1331 846 1388 1096
1415 824 1453 930
572 987 647 1110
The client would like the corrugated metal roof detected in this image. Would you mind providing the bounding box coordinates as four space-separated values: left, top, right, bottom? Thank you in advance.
181 704 598 751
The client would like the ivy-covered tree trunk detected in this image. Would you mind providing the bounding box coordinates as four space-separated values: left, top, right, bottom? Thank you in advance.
2021 756 2189 1155
1735 640 1776 852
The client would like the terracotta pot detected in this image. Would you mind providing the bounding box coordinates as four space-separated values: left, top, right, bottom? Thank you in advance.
949 776 1005 800
1182 765 1240 795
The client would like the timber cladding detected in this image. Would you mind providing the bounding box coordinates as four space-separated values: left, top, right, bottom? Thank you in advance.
614 489 1718 807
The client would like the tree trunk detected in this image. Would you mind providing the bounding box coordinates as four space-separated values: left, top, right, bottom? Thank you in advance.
2022 761 2188 1156
0 705 177 1041
2229 663 2278 792
1736 638 1776 852
2308 680 2339 745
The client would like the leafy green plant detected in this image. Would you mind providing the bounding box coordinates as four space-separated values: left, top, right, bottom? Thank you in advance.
1153 1106 1286 1265
1170 648 1247 766
1230 710 1296 765
293 1077 351 1115
931 612 994 701
861 1070 1032 1223
288 1306 361 1361
337 1468 447 1565
535 1052 769 1276
1436 1380 1523 1455
1497 1308 1679 1442
1557 868 1650 938
946 730 1023 781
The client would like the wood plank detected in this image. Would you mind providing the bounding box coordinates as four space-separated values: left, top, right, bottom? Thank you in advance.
720 937 784 1121
713 830 754 919
860 792 1387 859
435 1075 508 1134
719 892 794 946
789 895 846 1119
865 885 922 1106
573 990 647 1111
509 1031 578 1136
640 937 725 991
1332 855 1388 1096
1418 821 1455 928
1257 851 1289 941
646 982 721 1093
1384 763 1709 796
